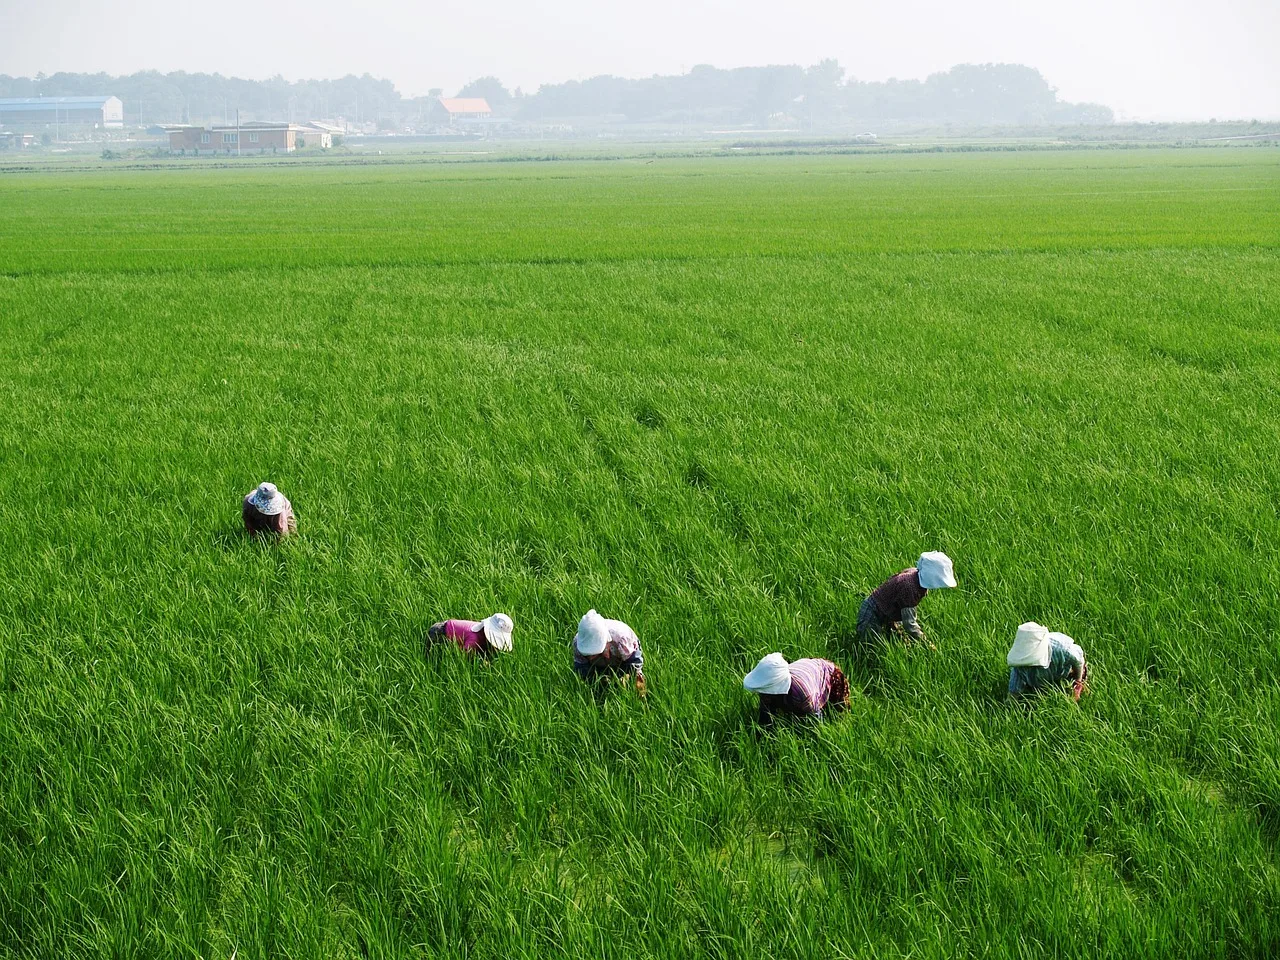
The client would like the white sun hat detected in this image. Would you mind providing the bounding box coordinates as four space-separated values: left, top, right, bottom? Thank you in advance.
743 652 793 695
480 613 514 652
574 609 610 656
917 551 957 589
246 481 289 516
1007 622 1052 668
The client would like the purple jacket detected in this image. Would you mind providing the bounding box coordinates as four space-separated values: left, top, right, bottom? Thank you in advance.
869 568 927 620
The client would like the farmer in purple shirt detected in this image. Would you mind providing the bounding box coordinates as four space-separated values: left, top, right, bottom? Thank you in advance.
428 613 514 659
572 609 646 696
242 481 297 537
856 551 957 647
744 653 851 726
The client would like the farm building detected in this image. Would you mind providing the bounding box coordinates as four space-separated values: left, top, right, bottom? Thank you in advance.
0 96 124 130
431 97 492 124
166 122 332 154
0 131 37 148
304 120 345 136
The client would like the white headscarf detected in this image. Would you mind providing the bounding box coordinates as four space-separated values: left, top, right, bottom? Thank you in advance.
574 609 610 656
1007 622 1052 668
917 551 957 589
743 653 793 695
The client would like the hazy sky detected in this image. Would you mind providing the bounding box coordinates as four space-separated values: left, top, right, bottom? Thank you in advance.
3 0 1278 120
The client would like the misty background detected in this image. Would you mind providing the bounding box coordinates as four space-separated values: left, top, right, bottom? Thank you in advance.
2 0 1278 123
0 64 1117 133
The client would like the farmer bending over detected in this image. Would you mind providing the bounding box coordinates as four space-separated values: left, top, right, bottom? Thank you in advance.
573 609 646 696
743 653 850 727
428 613 514 659
856 551 956 648
1007 621 1087 702
242 481 297 537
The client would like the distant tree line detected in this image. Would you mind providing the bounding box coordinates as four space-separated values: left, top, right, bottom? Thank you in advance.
0 71 402 127
0 62 1112 129
513 62 1113 126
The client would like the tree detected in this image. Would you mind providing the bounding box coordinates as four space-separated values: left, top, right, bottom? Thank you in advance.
746 65 805 124
923 63 1056 124
802 59 845 126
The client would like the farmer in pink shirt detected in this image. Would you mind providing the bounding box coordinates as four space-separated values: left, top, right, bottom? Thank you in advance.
743 653 851 726
428 613 514 659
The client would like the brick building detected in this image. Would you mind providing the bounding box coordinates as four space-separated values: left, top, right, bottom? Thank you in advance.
166 121 332 154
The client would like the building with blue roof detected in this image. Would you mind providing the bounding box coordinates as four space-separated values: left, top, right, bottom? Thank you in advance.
0 96 124 129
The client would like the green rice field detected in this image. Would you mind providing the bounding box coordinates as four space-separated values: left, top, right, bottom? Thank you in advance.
1 148 1278 957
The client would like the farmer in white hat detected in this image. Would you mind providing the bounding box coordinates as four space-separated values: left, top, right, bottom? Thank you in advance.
1007 622 1088 701
572 609 646 696
428 613 515 659
242 481 297 537
743 653 850 727
856 551 957 648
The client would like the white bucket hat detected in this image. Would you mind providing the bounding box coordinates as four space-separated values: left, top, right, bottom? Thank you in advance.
917 551 957 589
1007 621 1051 668
743 653 792 695
480 613 514 652
246 481 289 516
574 609 610 656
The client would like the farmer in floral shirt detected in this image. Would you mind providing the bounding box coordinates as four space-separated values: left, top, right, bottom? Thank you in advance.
572 609 646 696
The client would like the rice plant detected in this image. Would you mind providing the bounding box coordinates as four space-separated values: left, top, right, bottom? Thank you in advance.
0 148 1277 958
